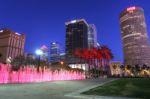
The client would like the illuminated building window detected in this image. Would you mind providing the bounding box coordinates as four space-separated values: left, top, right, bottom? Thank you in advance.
122 25 130 30
122 33 142 40
141 45 146 48
120 15 141 23
140 22 146 27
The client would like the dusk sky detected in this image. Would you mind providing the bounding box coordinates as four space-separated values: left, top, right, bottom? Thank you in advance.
0 0 150 62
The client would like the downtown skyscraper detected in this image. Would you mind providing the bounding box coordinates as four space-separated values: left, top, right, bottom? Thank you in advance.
50 42 60 63
120 6 150 66
40 45 48 62
65 19 97 64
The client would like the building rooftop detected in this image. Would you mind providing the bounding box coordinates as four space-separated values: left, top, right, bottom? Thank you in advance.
65 19 88 26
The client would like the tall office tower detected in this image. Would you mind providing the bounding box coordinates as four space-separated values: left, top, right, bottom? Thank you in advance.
40 45 48 62
65 19 89 64
120 6 150 66
88 24 97 48
50 42 60 63
0 28 25 63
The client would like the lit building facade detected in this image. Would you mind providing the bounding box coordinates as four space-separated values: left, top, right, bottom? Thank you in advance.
50 42 60 63
60 53 65 62
65 19 89 64
40 45 48 62
120 6 150 66
0 28 25 63
110 61 122 76
88 24 97 48
65 19 98 66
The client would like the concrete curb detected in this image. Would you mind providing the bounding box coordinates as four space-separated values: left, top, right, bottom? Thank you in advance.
64 79 137 99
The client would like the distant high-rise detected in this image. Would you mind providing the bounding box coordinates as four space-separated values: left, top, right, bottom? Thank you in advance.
65 19 89 64
120 6 150 66
50 42 60 63
40 45 48 62
0 28 25 63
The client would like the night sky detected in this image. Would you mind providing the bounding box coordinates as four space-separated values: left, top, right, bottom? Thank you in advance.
0 0 150 62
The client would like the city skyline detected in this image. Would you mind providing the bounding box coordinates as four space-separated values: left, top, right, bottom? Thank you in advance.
1 0 150 62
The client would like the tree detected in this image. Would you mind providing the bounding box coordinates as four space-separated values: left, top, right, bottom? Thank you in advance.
135 64 140 77
81 48 93 78
120 65 125 77
74 45 113 77
113 65 117 70
0 53 2 58
126 65 131 70
11 55 39 71
126 65 132 76
142 64 149 77
11 55 25 71
91 48 98 77
96 48 103 76
142 64 147 70
100 46 113 75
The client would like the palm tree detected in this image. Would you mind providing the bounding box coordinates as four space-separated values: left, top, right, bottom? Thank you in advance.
82 49 90 71
0 53 2 58
142 64 147 70
90 48 98 78
82 48 94 78
74 46 113 77
142 64 148 77
97 48 103 76
135 64 140 77
126 65 132 76
100 46 113 75
120 65 125 77
97 48 102 67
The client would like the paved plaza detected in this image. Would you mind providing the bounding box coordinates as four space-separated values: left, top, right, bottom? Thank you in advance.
0 78 114 99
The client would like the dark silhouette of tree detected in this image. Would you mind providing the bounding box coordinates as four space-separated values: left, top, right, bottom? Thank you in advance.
120 65 125 77
0 53 2 58
11 55 41 71
142 64 147 70
135 64 140 77
100 46 114 75
126 65 131 70
113 65 117 70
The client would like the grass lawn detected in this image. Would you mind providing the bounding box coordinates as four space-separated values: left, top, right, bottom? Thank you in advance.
82 78 150 99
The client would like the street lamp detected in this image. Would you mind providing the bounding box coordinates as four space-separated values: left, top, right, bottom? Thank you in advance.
60 61 64 69
35 49 43 72
60 61 64 65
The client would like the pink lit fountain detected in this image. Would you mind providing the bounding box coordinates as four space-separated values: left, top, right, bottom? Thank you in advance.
0 64 85 84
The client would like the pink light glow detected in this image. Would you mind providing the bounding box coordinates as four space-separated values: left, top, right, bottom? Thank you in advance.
0 64 85 84
127 7 136 12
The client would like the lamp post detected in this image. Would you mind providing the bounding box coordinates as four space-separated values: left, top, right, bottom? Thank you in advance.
60 61 64 69
60 61 64 66
36 49 43 72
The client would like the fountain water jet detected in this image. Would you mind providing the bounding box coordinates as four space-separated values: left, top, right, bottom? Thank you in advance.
0 64 85 84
